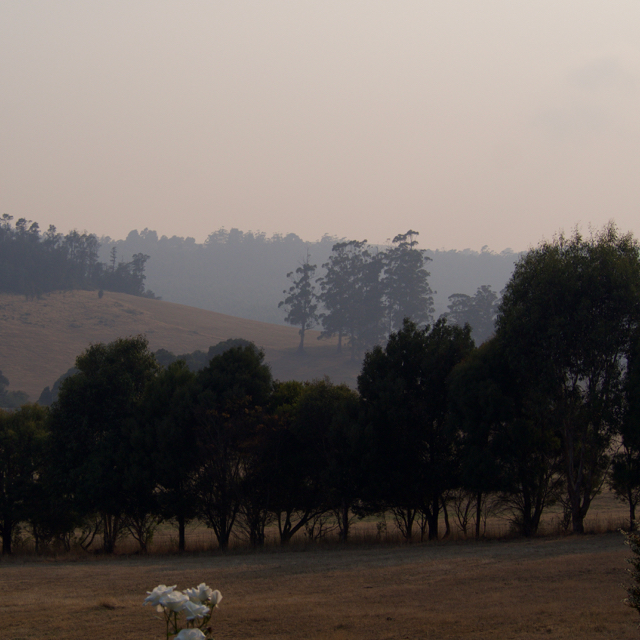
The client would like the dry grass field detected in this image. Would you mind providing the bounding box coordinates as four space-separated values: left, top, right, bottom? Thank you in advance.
0 290 361 400
1 532 638 640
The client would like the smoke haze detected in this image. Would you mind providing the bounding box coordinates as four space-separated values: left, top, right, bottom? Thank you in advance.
2 1 639 251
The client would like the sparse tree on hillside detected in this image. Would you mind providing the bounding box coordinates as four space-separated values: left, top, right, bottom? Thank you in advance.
279 253 319 352
383 231 434 333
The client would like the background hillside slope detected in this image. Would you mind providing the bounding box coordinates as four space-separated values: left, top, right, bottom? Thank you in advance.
0 290 359 401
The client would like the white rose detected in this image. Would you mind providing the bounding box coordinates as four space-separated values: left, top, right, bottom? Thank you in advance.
209 589 223 607
159 590 189 612
174 630 206 640
144 584 177 607
185 583 214 603
182 600 210 620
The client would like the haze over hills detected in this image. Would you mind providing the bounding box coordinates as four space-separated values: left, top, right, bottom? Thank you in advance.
99 228 520 324
0 290 360 402
0 221 521 403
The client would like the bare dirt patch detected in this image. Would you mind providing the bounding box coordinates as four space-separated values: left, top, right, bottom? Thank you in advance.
1 533 637 639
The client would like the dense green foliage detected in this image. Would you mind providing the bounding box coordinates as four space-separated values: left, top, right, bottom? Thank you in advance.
359 318 474 540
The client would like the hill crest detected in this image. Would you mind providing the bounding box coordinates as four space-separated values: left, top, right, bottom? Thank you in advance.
0 290 358 401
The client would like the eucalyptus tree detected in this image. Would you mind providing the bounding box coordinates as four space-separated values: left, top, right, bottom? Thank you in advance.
382 230 434 333
279 253 319 352
496 224 640 533
447 284 500 344
317 239 386 359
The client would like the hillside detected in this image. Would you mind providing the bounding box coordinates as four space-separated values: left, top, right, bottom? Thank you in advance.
0 290 361 402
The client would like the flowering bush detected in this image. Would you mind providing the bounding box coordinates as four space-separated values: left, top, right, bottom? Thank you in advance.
145 583 222 639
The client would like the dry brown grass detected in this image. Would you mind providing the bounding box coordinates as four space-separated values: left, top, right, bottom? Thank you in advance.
0 290 359 400
1 532 638 639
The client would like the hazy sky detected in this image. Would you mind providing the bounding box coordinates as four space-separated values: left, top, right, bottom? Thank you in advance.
2 2 640 251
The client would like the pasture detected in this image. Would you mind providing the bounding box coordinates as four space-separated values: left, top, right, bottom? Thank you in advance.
2 531 638 639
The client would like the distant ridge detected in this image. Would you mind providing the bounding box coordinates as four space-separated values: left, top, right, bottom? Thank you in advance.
0 290 359 401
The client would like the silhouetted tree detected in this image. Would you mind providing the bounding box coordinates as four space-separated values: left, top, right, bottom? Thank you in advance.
279 253 319 352
448 337 563 537
48 336 160 553
359 318 474 540
0 404 49 554
447 284 499 344
383 231 434 333
193 345 273 550
497 224 640 533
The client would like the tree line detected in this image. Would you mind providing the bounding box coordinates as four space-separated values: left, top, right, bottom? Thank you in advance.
280 230 500 355
101 226 516 327
2 223 639 555
0 214 155 298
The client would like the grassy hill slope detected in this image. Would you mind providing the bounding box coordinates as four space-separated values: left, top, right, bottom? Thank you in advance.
0 290 362 401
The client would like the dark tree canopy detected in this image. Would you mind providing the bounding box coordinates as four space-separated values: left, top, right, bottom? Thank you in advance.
48 335 160 552
496 223 640 533
0 404 49 554
358 317 474 540
448 336 563 537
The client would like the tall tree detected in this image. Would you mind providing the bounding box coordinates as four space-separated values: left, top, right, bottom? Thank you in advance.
496 224 640 533
48 336 160 553
318 239 386 359
193 344 273 550
317 240 364 353
279 253 319 352
447 285 500 344
358 318 474 540
291 378 362 542
0 404 49 554
610 332 640 531
448 337 563 537
383 231 434 333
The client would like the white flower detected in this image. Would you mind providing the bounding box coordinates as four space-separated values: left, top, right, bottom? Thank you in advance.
174 630 206 640
209 589 222 607
184 582 214 603
144 584 176 607
159 590 189 612
182 600 210 620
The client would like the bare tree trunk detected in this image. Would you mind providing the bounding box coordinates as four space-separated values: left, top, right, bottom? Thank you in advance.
475 492 482 539
178 514 186 552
